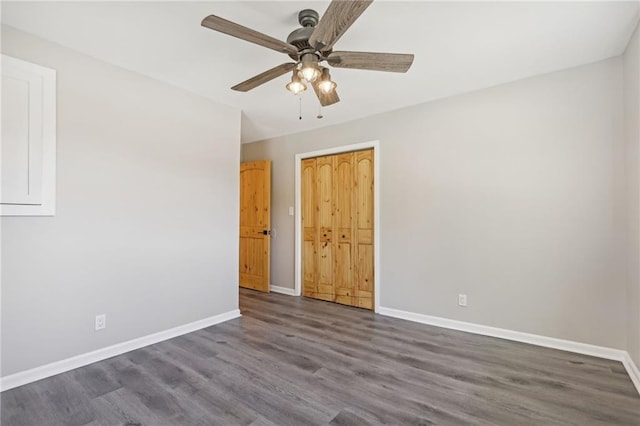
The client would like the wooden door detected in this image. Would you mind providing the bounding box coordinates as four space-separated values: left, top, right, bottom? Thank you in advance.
239 160 271 292
302 149 374 309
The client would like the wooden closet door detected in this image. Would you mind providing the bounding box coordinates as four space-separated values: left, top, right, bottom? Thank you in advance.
302 158 317 299
354 149 374 309
316 155 335 302
333 152 356 306
302 149 374 309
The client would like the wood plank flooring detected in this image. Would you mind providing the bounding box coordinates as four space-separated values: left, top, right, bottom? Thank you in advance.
2 289 639 425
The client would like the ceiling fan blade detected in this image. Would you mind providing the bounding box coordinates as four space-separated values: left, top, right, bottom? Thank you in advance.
231 63 297 92
327 51 414 73
308 0 373 52
311 79 340 107
202 15 298 56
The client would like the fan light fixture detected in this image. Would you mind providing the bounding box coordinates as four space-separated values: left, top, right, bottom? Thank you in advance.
286 71 307 95
288 60 338 97
318 68 337 94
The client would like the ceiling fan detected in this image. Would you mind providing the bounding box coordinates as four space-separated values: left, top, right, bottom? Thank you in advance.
201 0 414 107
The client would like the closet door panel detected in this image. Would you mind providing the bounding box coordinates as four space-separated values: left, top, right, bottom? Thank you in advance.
316 156 334 301
301 158 317 298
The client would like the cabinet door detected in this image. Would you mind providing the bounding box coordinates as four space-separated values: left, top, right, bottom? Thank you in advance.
1 55 56 216
2 62 44 205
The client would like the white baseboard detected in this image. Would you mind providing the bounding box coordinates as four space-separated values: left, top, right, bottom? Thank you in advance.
0 309 241 392
270 285 296 296
4 304 639 397
378 306 640 396
623 352 640 393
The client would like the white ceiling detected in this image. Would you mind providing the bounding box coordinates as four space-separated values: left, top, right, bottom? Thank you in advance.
2 1 639 143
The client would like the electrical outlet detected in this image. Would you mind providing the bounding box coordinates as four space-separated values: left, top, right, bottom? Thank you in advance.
95 314 106 331
458 294 467 307
288 206 294 216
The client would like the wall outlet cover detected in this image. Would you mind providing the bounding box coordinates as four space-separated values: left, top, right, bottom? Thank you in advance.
458 294 468 307
95 314 106 331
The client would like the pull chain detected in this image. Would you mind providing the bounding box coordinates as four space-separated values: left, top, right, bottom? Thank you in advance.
299 96 302 120
317 103 323 119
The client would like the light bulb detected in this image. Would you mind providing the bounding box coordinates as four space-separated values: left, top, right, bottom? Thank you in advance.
299 53 320 82
318 79 336 94
300 65 320 82
287 80 306 95
317 68 337 94
286 71 307 95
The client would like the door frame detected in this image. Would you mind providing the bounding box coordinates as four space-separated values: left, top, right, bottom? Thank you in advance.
294 140 381 312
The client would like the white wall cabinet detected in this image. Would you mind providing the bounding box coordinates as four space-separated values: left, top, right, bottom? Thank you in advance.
1 55 56 216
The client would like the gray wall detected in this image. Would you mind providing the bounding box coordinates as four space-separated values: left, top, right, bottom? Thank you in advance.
625 22 640 365
1 26 241 376
243 58 628 350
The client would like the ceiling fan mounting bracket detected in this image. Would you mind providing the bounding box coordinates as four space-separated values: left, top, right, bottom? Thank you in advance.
298 9 319 27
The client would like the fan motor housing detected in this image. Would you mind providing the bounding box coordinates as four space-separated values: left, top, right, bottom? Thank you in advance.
287 27 314 52
286 9 322 60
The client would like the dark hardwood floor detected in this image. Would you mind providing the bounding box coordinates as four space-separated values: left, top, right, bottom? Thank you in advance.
2 289 639 425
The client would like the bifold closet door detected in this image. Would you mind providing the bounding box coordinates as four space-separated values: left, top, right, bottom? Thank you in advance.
302 149 374 309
